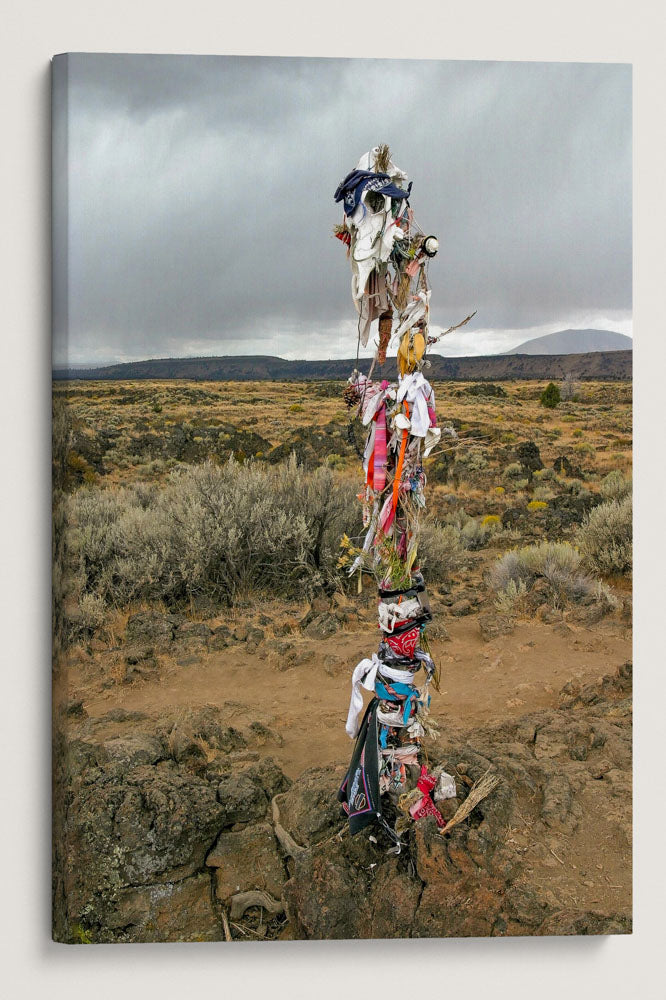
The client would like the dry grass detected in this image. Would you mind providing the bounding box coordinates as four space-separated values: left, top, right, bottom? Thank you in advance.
53 378 632 487
441 769 502 835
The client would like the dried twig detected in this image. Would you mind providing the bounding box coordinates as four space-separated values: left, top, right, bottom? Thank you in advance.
374 144 392 174
271 794 307 858
221 908 232 942
429 310 477 343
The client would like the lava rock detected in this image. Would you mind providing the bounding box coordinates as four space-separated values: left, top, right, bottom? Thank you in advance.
207 823 285 901
217 773 269 825
125 611 183 649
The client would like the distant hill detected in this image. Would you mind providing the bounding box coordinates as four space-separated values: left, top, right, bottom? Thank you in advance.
53 350 632 382
506 329 632 355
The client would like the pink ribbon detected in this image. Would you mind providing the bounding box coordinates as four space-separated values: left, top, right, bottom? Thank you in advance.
372 403 387 492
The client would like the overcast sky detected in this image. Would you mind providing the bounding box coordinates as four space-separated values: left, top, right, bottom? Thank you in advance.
52 54 632 366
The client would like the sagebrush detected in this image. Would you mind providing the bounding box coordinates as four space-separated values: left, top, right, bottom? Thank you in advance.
488 540 615 611
576 495 632 575
65 457 360 610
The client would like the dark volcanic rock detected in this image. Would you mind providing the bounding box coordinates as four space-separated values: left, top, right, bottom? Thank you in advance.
216 773 269 824
516 441 544 482
553 455 584 479
207 823 285 901
53 664 632 943
281 665 631 940
54 757 227 942
125 611 183 648
463 383 507 398
276 767 345 848
107 872 220 943
266 421 359 468
545 491 602 532
303 612 339 639
174 621 212 646
283 836 375 940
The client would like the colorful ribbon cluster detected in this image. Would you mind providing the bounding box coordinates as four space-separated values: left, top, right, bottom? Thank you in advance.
336 146 444 848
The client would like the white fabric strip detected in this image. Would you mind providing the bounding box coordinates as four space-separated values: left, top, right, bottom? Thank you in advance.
345 654 416 739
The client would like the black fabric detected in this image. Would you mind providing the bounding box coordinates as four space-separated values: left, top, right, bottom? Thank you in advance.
338 699 381 835
378 572 425 599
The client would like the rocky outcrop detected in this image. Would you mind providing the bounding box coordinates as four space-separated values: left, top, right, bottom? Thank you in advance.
53 664 632 942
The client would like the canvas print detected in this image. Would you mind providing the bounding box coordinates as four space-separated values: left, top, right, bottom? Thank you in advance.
52 54 632 943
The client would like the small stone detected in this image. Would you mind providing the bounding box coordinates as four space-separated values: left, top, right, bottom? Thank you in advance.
125 611 181 648
176 656 199 668
65 699 87 719
439 798 459 822
478 614 514 641
304 613 338 640
553 623 574 638
323 655 345 676
175 622 212 644
273 622 295 637
449 599 472 617
210 626 231 650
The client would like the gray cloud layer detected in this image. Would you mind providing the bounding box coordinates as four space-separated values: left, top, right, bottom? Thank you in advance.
53 54 631 365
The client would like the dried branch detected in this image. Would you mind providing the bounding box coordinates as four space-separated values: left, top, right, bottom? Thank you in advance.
271 794 307 858
229 890 284 921
430 310 477 342
221 908 233 942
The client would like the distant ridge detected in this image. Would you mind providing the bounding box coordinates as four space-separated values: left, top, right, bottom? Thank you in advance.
53 350 632 382
506 329 632 355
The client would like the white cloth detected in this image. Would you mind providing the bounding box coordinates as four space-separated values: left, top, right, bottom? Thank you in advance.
377 597 422 633
376 706 412 727
434 771 457 802
345 654 416 738
362 420 376 477
397 371 434 438
394 290 431 340
347 149 410 345
356 147 408 185
423 426 441 457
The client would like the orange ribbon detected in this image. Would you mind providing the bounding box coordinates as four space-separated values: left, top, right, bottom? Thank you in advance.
391 401 410 515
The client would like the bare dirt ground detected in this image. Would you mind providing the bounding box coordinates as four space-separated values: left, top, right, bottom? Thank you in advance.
72 609 630 780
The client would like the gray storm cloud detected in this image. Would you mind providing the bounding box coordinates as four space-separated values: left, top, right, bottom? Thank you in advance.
53 54 631 365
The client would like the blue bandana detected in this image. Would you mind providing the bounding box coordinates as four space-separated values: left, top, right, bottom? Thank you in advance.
334 169 412 216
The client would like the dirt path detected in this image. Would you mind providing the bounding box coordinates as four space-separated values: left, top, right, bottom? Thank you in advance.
78 616 631 780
